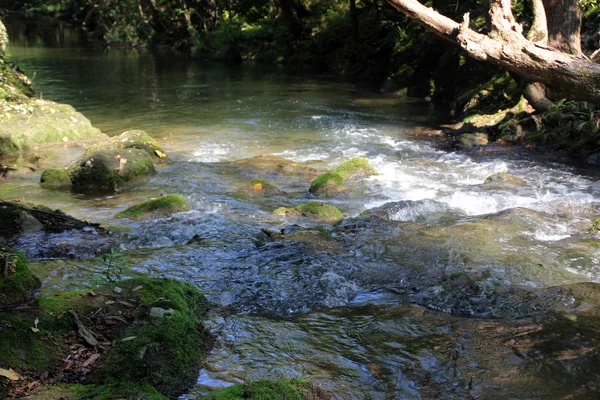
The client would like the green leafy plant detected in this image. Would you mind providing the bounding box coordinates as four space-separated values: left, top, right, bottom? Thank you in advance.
97 248 128 284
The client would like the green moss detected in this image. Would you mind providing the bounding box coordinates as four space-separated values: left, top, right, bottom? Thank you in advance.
309 172 345 196
115 194 189 220
331 157 377 180
40 168 72 188
204 379 323 399
0 246 41 305
274 202 343 222
97 278 210 398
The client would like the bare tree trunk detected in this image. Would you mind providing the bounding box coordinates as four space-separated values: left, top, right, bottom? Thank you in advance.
279 0 303 39
385 0 600 103
542 0 582 55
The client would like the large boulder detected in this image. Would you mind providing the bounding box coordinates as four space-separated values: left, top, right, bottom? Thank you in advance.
274 202 343 222
84 130 167 163
309 157 377 197
69 148 156 192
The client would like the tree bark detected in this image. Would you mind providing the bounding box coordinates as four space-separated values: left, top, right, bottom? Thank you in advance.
350 0 359 45
278 0 304 39
385 0 600 103
542 0 582 55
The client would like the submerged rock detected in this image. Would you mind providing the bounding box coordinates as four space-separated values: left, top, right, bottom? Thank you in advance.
274 202 343 222
456 132 489 150
483 171 525 186
68 148 156 192
233 154 324 177
0 246 40 306
115 194 189 220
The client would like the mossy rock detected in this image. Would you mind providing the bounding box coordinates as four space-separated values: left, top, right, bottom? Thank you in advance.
68 148 156 193
84 130 167 162
40 168 72 188
483 172 525 186
203 379 329 399
274 202 343 222
0 100 106 156
115 194 189 220
1 277 210 399
456 133 489 150
331 157 377 180
0 246 40 306
309 172 346 196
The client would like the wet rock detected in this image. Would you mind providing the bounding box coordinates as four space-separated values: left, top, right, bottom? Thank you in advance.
69 148 156 193
0 246 40 306
483 171 525 186
248 178 280 194
365 199 453 222
115 194 189 220
40 168 72 188
273 202 343 222
84 130 167 163
456 132 489 150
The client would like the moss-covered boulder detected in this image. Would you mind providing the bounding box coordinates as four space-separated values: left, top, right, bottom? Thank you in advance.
332 157 377 180
309 172 346 196
0 277 211 399
0 100 106 157
40 168 72 188
274 202 343 222
483 171 525 186
0 246 40 306
84 130 167 162
309 158 377 197
115 194 189 220
68 148 156 192
204 379 329 399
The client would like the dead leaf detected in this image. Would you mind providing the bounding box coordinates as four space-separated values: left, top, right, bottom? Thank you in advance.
104 300 115 305
0 367 20 381
57 312 65 320
30 327 39 333
118 301 134 307
89 289 97 297
121 336 136 342
132 285 143 292
254 183 263 192
55 292 61 296
154 149 166 158
39 371 49 381
8 267 15 273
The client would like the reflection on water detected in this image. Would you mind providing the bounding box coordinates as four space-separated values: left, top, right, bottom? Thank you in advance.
3 15 600 399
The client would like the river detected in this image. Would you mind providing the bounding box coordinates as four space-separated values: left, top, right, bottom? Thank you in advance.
3 16 600 399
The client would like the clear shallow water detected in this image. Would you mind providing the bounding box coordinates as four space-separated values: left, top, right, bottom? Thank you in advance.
3 16 600 399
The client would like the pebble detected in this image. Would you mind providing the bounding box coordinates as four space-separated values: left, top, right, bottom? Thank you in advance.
113 286 122 294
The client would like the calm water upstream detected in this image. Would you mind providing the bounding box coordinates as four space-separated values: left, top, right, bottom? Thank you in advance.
3 16 600 399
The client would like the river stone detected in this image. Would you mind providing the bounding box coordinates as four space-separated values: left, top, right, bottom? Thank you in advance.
483 171 525 186
309 172 346 196
149 307 175 319
84 130 167 162
69 148 156 192
456 132 489 150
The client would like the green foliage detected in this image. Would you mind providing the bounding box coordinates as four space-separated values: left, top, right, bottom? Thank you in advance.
97 248 128 284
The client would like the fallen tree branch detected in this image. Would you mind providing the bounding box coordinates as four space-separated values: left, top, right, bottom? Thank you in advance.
68 310 99 347
386 0 600 103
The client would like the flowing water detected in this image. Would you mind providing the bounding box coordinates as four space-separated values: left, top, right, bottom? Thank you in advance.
3 16 600 399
